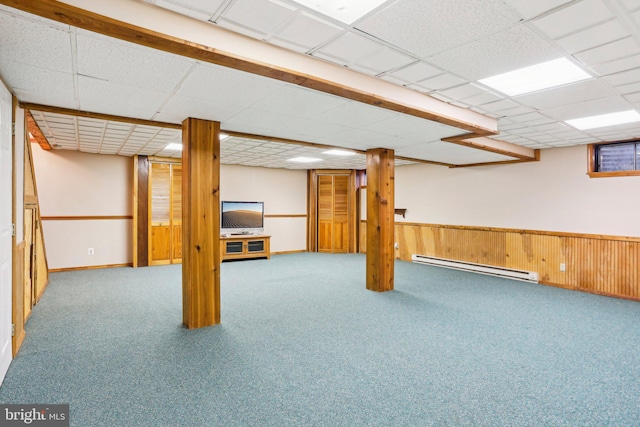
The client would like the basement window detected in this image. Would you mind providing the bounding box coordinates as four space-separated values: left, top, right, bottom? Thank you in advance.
588 140 640 178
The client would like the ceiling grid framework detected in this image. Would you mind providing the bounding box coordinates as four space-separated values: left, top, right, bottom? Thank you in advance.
0 0 639 167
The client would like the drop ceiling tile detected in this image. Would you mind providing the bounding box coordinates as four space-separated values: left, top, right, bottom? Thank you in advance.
144 0 215 20
591 54 640 76
77 76 167 120
176 62 285 105
556 20 629 54
0 12 73 73
532 0 613 39
458 90 504 107
223 108 306 135
154 94 246 124
216 19 265 38
356 0 520 57
613 81 640 94
154 0 227 16
2 63 77 109
313 32 382 65
250 86 349 119
624 92 640 103
76 32 194 93
436 83 486 102
513 79 613 110
279 120 350 140
603 67 640 86
575 37 640 66
542 96 632 122
315 102 397 128
276 12 342 51
480 99 521 113
220 0 296 35
412 73 467 92
428 25 558 81
352 47 415 75
501 0 573 20
385 62 443 84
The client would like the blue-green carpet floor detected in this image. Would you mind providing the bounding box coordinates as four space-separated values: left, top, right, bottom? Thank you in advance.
1 253 639 426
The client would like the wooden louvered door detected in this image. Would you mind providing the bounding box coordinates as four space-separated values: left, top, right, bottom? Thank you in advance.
149 162 182 265
317 174 350 253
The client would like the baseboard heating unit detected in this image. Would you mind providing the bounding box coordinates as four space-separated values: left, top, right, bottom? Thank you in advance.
411 254 539 283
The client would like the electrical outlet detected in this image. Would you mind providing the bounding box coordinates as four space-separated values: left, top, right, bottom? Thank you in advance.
88 248 95 256
560 263 566 272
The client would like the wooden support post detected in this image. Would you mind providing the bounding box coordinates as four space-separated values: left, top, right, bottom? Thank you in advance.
366 148 395 292
182 118 221 329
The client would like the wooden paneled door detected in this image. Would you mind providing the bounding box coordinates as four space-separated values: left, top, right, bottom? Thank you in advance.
317 174 351 253
149 162 182 265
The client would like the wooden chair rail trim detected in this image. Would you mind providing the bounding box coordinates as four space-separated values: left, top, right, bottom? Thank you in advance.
41 215 133 221
360 220 640 243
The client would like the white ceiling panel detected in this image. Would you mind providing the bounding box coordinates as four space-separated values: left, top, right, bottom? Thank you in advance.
223 108 307 135
514 79 614 110
542 96 633 122
410 74 466 92
153 94 246 124
603 67 640 86
76 31 195 93
428 25 559 81
532 0 613 39
356 0 520 57
574 37 640 66
590 54 640 76
501 0 573 20
2 63 77 109
219 0 296 35
175 62 285 105
0 11 73 74
249 86 349 119
366 115 460 140
275 13 342 51
77 76 168 120
556 20 629 54
313 32 382 65
383 61 443 86
314 102 397 128
350 47 415 75
151 0 227 16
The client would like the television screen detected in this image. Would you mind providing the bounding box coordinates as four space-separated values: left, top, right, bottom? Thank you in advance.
221 201 264 230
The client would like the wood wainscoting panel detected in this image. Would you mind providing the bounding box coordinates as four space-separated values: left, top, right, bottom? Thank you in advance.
365 221 640 302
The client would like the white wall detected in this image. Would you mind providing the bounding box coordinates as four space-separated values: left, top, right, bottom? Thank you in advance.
32 147 133 269
220 164 307 253
394 145 640 237
31 150 309 269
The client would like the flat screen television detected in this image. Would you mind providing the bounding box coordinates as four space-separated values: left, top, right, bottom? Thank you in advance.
221 201 264 235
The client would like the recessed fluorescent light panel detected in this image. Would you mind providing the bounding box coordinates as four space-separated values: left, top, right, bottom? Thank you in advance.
323 149 356 156
565 110 640 130
287 157 323 163
219 133 230 141
290 0 388 24
165 143 182 151
479 58 591 96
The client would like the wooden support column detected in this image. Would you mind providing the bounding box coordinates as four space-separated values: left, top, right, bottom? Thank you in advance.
182 118 221 329
366 148 395 292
